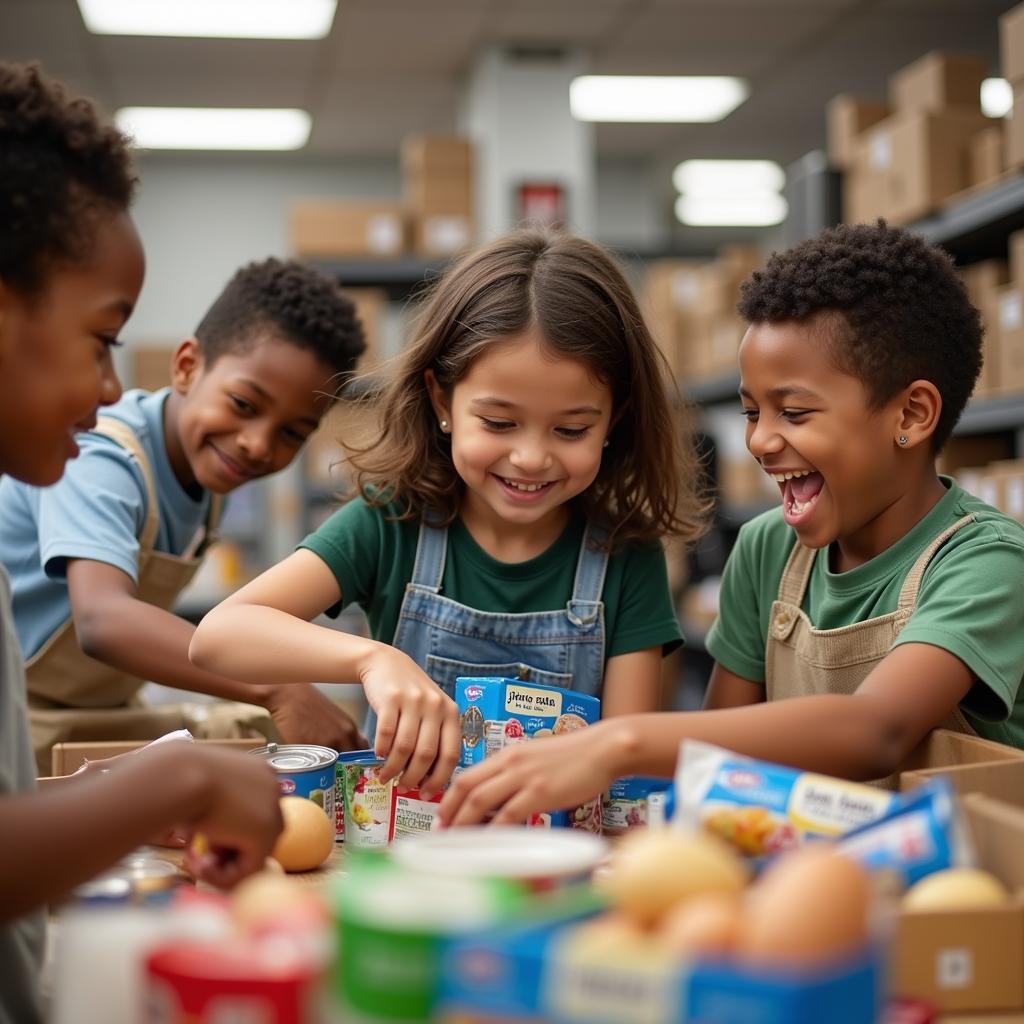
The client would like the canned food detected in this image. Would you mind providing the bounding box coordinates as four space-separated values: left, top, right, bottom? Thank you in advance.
250 743 337 837
72 853 184 905
602 776 673 836
338 750 396 850
145 942 322 1023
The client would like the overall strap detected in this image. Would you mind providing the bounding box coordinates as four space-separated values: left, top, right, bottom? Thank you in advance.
94 417 160 553
410 517 448 593
567 520 610 628
897 513 977 612
776 539 816 607
194 494 225 558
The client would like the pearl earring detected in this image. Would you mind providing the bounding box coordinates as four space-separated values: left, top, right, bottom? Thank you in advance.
898 435 909 446
603 440 609 448
440 419 449 431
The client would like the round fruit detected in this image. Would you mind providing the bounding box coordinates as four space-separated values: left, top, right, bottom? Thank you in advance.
271 796 334 872
903 868 1009 911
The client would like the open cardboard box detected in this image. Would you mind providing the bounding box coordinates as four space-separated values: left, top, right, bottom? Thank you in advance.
901 758 1024 806
893 793 1024 1013
897 731 1024 783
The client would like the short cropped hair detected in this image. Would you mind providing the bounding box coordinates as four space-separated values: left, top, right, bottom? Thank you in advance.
738 220 983 448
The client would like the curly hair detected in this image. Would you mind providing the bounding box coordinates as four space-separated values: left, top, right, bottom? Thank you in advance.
0 62 137 296
195 258 366 388
343 228 709 550
738 220 982 448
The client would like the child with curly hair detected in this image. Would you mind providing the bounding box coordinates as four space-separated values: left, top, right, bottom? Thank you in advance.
191 229 707 795
0 251 371 772
0 61 284 1022
438 220 1024 827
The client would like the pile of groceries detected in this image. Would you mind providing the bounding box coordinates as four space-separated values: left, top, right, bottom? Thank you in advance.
49 677 1023 1023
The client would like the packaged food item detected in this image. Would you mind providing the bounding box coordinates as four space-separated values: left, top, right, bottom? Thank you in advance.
837 778 973 888
390 786 445 841
250 742 338 841
457 677 600 769
339 750 396 850
674 740 896 858
602 776 673 836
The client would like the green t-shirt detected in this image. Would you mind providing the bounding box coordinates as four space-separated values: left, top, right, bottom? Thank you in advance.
299 497 683 661
705 478 1024 748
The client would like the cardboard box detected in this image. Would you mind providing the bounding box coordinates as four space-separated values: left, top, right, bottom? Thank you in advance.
303 396 382 487
130 346 176 391
1002 1 1024 86
848 110 993 224
1010 230 1024 284
642 260 707 378
344 286 388 370
893 791 1024 1013
402 135 473 180
827 95 892 169
995 284 1024 393
290 201 407 259
719 456 778 506
1007 84 1024 170
403 136 474 258
898 729 1024 779
889 52 988 115
937 433 1014 477
961 260 1011 398
970 126 1004 188
902 757 1024 805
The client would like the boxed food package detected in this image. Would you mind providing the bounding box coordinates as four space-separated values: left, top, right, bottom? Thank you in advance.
970 125 1004 188
888 52 988 115
827 95 892 169
439 909 883 1024
892 792 1024 1013
847 110 992 224
1001 1 1024 86
457 677 600 770
290 200 407 259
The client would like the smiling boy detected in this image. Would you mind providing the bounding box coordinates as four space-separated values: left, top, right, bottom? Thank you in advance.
437 220 1024 826
0 257 368 772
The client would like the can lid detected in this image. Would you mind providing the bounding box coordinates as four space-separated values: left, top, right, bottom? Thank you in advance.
337 748 382 766
251 743 338 771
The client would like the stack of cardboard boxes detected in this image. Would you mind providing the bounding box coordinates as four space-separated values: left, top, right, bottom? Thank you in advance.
642 245 762 384
290 135 474 261
833 51 993 224
1003 2 1024 172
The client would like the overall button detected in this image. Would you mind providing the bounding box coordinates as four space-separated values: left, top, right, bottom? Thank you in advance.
517 665 530 681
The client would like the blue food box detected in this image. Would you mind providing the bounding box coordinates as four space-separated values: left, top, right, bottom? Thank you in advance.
438 911 884 1024
456 676 601 769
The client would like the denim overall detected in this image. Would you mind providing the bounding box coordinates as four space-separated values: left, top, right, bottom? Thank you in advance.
365 517 610 740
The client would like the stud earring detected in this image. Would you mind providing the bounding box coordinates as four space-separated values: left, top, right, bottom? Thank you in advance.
440 419 449 431
603 440 609 448
898 435 909 446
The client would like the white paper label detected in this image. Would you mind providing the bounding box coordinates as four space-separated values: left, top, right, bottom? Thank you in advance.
424 215 470 253
503 684 562 717
870 133 892 170
1007 479 1024 518
367 214 401 254
936 947 974 989
1000 291 1023 331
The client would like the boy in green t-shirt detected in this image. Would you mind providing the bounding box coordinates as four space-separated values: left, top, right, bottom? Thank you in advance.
438 220 1024 826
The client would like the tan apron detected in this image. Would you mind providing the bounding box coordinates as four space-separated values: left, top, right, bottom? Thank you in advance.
766 514 978 787
27 417 276 774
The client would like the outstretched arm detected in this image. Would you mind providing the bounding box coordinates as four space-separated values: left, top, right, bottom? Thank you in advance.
190 549 460 793
66 558 365 751
438 642 975 826
0 742 282 921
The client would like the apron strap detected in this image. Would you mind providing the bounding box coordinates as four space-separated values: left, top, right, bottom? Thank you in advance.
567 520 610 629
94 417 160 554
410 518 447 593
776 539 816 608
897 513 977 612
193 494 224 558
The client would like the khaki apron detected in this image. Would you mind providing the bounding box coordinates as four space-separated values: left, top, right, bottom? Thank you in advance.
27 417 276 775
766 513 977 787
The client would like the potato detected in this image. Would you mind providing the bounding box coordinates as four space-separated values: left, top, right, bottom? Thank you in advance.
271 796 334 872
602 830 749 927
902 868 1009 911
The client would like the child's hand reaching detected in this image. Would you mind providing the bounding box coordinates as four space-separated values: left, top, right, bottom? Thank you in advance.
358 646 461 795
438 721 621 827
263 683 368 752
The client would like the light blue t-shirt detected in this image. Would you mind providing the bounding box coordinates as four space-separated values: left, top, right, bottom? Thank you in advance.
0 388 210 659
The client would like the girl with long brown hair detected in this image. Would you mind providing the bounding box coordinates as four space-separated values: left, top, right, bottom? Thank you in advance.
192 228 706 796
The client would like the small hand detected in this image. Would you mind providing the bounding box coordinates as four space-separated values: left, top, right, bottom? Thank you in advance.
438 723 619 827
265 683 368 751
359 646 460 794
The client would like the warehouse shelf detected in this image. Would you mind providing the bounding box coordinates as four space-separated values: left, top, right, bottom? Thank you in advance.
312 256 450 300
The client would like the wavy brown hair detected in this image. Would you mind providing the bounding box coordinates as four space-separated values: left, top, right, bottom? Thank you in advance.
345 229 708 550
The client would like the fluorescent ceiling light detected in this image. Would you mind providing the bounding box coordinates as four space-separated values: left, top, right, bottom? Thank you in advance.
673 159 785 196
982 77 1012 118
116 107 311 151
675 193 788 227
570 76 748 123
77 0 336 39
